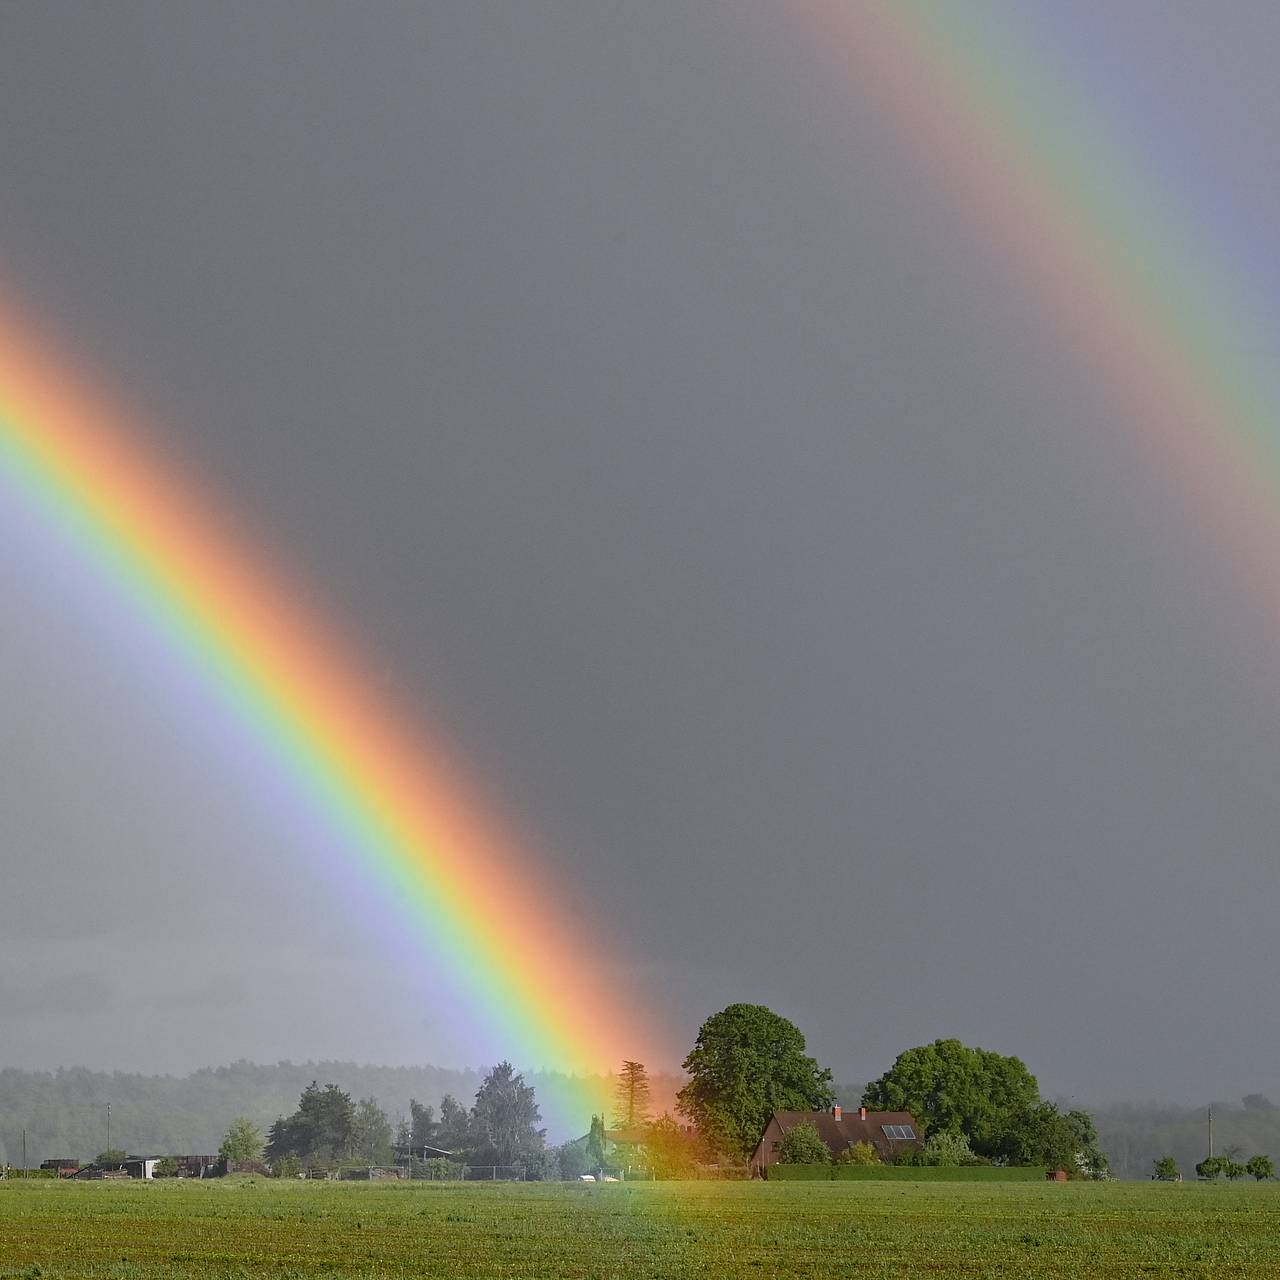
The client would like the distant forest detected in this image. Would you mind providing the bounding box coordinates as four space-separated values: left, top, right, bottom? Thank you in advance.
1084 1096 1280 1181
0 1062 683 1166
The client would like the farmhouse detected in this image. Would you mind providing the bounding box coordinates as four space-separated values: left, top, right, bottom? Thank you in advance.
750 1105 920 1176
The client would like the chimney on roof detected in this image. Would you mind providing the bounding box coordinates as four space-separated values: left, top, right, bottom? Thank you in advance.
859 1106 867 1121
831 1104 842 1121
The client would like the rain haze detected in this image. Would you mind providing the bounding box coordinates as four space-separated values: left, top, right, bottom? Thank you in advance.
3 2 1280 1107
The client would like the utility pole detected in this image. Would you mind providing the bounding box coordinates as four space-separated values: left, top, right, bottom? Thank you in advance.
106 1103 111 1157
1208 1105 1213 1159
21 1128 26 1173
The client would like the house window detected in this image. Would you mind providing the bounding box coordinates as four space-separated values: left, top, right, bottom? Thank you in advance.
771 1141 780 1152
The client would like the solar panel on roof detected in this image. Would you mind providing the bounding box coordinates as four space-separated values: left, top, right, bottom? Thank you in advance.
880 1124 916 1140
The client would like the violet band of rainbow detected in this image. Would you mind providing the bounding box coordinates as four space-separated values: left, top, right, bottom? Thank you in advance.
0 296 665 1088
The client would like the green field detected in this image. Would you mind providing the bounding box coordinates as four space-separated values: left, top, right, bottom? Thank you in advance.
3 1178 1280 1278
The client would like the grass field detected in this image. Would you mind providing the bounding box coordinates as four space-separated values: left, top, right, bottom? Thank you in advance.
3 1177 1280 1278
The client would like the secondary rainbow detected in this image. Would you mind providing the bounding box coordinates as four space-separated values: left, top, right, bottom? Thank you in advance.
0 294 663 1090
786 1 1280 626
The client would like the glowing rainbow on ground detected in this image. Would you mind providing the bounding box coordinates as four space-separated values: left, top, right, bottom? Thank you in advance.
789 0 1280 623
0 296 663 1098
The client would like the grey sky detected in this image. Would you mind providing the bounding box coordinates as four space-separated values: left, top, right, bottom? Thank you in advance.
3 1 1280 1103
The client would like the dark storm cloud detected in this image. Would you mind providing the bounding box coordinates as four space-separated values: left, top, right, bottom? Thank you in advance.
2 1 1280 1102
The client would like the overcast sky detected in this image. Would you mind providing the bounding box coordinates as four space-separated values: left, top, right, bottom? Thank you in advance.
3 1 1280 1104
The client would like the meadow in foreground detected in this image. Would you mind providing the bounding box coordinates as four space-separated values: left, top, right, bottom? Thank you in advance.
3 1177 1280 1279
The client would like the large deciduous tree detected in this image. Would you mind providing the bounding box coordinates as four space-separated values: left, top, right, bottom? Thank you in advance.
677 1004 834 1161
470 1062 546 1168
863 1039 1107 1175
862 1039 1038 1156
218 1116 263 1164
349 1097 393 1164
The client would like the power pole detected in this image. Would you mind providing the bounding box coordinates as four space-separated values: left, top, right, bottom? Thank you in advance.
1208 1105 1213 1159
22 1128 26 1172
106 1103 111 1157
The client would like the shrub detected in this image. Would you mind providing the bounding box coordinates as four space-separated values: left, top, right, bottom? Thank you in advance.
918 1131 978 1167
836 1141 880 1166
778 1123 831 1165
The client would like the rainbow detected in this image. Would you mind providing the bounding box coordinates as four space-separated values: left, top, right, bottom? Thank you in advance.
5 2 1269 1135
786 1 1280 623
0 293 666 1102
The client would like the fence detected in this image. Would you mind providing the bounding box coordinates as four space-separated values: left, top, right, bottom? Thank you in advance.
461 1165 528 1181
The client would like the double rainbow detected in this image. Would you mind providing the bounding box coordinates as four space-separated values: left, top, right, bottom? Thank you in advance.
4 2 1275 1116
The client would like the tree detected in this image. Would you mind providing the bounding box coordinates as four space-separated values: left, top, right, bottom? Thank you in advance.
264 1081 355 1166
1222 1158 1246 1181
997 1102 1093 1173
554 1138 593 1180
1152 1156 1180 1181
409 1099 437 1147
644 1114 703 1180
1195 1156 1224 1180
777 1122 831 1165
585 1114 609 1171
95 1149 128 1168
470 1062 545 1168
863 1040 1039 1157
1063 1109 1110 1180
864 1040 1107 1174
678 1004 834 1161
836 1140 880 1166
218 1117 263 1165
153 1157 178 1177
1242 1095 1276 1113
349 1097 393 1165
612 1061 653 1131
436 1094 473 1156
1247 1154 1275 1181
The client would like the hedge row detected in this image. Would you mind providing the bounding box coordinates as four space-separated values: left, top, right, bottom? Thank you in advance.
767 1164 1046 1182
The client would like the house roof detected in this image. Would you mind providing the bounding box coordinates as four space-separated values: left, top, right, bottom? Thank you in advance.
760 1111 920 1162
392 1143 454 1160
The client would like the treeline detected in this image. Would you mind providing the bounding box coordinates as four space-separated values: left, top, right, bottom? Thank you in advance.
0 1061 682 1166
1090 1097 1280 1181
